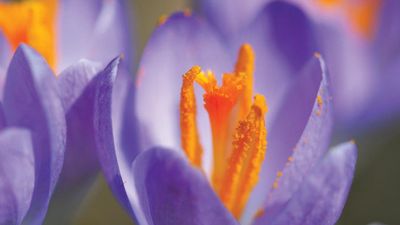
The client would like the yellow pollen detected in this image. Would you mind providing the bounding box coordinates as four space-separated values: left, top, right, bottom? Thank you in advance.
157 14 169 26
180 66 204 168
316 0 382 38
218 95 267 218
179 44 267 220
0 0 57 69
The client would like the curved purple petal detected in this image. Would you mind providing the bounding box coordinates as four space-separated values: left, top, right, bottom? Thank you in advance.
132 147 238 225
0 128 34 225
244 55 326 223
94 57 142 222
0 31 11 98
196 0 268 36
136 12 231 153
56 60 103 189
255 141 357 225
251 57 333 223
58 0 133 71
3 45 66 225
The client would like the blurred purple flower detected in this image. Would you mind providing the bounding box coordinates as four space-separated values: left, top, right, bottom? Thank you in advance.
0 0 134 191
94 2 358 225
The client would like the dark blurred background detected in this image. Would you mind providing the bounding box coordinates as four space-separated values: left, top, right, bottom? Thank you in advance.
43 0 400 224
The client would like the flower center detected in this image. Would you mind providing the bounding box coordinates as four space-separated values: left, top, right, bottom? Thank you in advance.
0 0 57 69
316 0 382 39
179 44 268 219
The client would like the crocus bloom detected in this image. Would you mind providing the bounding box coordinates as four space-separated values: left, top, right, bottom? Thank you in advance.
0 45 66 225
94 3 358 225
0 0 133 189
277 0 400 131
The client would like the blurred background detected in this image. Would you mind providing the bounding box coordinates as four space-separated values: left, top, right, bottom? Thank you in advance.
40 0 399 224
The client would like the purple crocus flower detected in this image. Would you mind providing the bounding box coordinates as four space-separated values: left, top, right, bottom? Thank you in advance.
0 0 134 190
0 45 66 225
94 2 358 225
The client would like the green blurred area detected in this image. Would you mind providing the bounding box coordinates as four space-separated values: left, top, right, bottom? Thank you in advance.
43 0 400 224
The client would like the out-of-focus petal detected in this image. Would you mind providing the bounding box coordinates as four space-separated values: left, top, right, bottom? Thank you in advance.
136 12 230 153
254 141 357 225
58 0 133 71
57 0 101 70
244 55 326 223
0 102 5 129
56 59 103 189
132 147 239 225
196 0 268 36
94 57 142 222
0 31 11 97
252 57 333 223
235 1 317 125
0 128 34 225
87 0 134 72
2 45 66 225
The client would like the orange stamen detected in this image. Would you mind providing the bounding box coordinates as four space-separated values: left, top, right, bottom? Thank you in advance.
0 0 57 69
180 66 204 168
218 95 267 218
179 44 268 220
196 70 246 191
235 43 255 120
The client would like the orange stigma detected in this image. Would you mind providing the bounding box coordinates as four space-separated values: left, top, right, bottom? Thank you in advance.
316 0 382 39
179 44 268 219
0 0 58 69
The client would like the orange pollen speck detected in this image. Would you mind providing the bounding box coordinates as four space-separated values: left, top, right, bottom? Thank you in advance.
179 44 268 220
316 0 382 38
0 0 57 69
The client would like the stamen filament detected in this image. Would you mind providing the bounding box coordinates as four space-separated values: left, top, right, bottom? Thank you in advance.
180 66 203 168
219 95 268 218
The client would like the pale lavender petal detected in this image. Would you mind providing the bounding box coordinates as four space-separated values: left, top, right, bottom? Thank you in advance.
244 55 326 223
196 0 268 36
132 147 238 225
0 128 34 225
254 141 357 225
56 60 103 189
252 58 333 223
3 45 66 225
136 12 230 154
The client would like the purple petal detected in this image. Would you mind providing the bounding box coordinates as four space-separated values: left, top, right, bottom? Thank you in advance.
136 12 230 153
197 0 268 36
0 102 5 129
0 31 11 98
94 57 139 221
56 60 103 189
58 0 133 71
132 147 238 225
254 141 357 225
0 128 34 225
252 57 333 223
3 45 66 225
244 55 326 223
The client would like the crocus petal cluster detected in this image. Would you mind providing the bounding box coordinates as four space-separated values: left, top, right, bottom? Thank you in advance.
0 0 134 224
0 0 134 191
94 2 358 225
0 45 66 225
